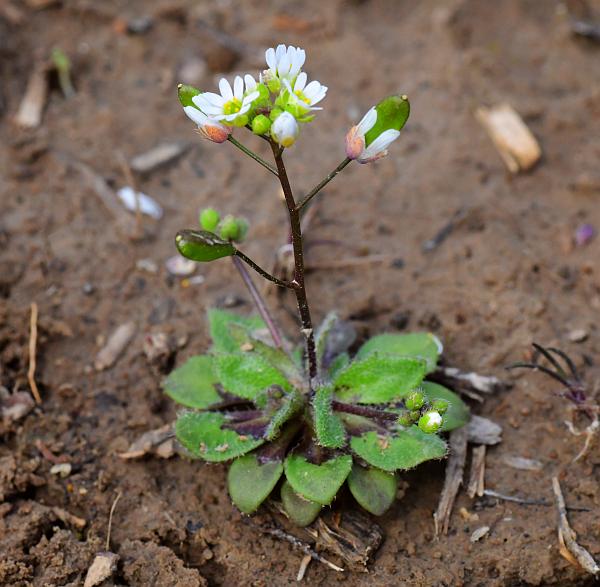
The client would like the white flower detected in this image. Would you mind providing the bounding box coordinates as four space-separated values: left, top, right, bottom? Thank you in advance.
345 107 401 163
183 106 231 143
271 112 299 147
283 73 327 111
263 44 305 82
192 76 259 123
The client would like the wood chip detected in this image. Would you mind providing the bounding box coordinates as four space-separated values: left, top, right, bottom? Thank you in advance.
84 552 119 587
117 424 174 459
466 415 502 445
552 476 600 576
502 455 543 471
434 427 468 536
130 142 188 174
467 445 486 498
15 64 48 128
94 322 136 371
476 103 542 173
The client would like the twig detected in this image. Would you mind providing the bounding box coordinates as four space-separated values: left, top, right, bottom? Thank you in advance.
106 491 122 551
27 302 41 405
231 255 285 349
467 445 486 498
227 136 279 177
552 476 600 576
422 208 467 253
256 525 343 572
483 488 590 512
296 554 312 581
434 427 468 536
235 250 293 288
296 157 352 212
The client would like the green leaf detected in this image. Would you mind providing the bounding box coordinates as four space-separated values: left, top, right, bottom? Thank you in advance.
356 332 442 373
228 323 302 387
421 382 469 432
347 465 397 516
313 387 346 448
328 352 350 380
364 95 410 146
163 355 221 409
333 353 427 404
264 389 303 441
284 454 352 505
175 229 236 262
175 411 263 462
215 354 291 401
228 454 283 514
178 84 201 108
208 309 266 354
350 427 446 472
280 481 322 526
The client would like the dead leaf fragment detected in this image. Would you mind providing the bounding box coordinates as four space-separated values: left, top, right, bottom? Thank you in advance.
84 552 120 587
117 424 173 459
95 322 136 371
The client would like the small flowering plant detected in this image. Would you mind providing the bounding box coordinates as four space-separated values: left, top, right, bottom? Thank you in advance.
166 44 469 525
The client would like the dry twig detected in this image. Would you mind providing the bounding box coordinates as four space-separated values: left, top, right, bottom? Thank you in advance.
27 302 41 404
467 445 486 498
106 491 122 550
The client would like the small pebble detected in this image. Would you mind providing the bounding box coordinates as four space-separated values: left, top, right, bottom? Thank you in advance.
82 282 95 295
50 463 72 478
136 258 158 274
165 255 196 276
117 186 163 219
568 328 588 343
470 526 490 542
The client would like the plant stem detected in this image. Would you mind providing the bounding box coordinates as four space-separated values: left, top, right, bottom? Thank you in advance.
234 250 293 288
231 255 285 349
296 157 352 212
227 136 279 177
270 142 318 386
331 400 398 422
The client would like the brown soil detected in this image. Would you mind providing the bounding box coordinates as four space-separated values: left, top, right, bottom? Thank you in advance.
1 1 600 585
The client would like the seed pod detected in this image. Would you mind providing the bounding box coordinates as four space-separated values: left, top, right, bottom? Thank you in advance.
175 229 235 262
178 83 201 108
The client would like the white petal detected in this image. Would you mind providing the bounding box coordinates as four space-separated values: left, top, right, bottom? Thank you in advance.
356 107 377 134
242 90 259 107
294 72 307 92
275 44 286 62
290 48 305 77
233 76 244 100
213 113 228 121
309 86 327 105
278 52 291 76
184 106 207 126
265 47 276 70
283 79 294 94
193 94 221 113
244 74 257 91
219 78 233 100
362 129 400 158
197 92 224 107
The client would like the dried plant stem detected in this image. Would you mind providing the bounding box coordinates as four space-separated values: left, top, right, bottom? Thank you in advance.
28 302 42 405
231 255 285 349
270 142 318 385
106 491 123 551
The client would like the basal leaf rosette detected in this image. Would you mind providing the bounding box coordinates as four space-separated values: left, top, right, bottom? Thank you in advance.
164 311 469 524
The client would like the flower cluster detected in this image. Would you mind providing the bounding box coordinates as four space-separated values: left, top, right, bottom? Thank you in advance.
182 44 327 148
179 44 409 161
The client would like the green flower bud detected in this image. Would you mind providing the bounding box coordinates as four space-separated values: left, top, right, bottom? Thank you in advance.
178 83 201 108
364 95 410 147
405 390 425 411
409 410 421 423
175 229 235 262
397 411 413 427
235 217 249 242
199 208 220 232
418 411 443 434
219 215 240 241
266 77 281 94
230 114 249 128
269 107 283 122
252 114 272 135
431 399 449 415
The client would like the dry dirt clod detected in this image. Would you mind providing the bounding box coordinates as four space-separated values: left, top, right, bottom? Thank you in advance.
476 103 542 173
94 322 136 371
84 552 119 587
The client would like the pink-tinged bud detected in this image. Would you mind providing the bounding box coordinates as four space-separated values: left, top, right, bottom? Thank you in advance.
345 126 365 160
184 106 231 144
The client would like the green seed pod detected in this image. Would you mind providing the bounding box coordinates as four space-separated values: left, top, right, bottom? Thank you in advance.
431 399 449 415
418 411 443 434
405 390 425 411
178 83 201 108
252 114 272 135
364 95 410 147
175 229 235 262
199 208 220 232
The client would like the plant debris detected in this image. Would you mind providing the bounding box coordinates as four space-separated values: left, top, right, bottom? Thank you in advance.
117 424 174 459
83 552 120 587
130 142 188 174
94 322 136 371
117 186 163 219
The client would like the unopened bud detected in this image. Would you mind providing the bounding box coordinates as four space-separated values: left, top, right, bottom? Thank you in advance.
431 399 449 414
271 111 299 148
418 411 443 434
405 391 425 411
252 114 272 135
199 208 220 232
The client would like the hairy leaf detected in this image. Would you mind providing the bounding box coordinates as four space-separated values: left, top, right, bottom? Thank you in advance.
208 309 266 354
264 389 304 441
328 352 350 380
315 312 356 374
350 428 446 471
176 411 263 462
313 387 346 448
355 332 442 373
163 355 220 409
347 465 397 516
280 480 322 526
333 353 427 404
284 454 352 505
421 381 469 431
215 354 291 401
228 454 283 514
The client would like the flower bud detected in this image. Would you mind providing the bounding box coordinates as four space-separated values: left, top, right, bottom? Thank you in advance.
183 106 231 143
431 399 449 415
271 111 299 148
175 230 235 262
405 391 425 411
418 411 443 434
252 114 272 135
199 208 220 232
397 411 413 427
219 215 241 241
